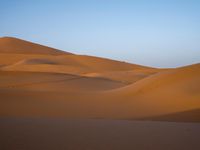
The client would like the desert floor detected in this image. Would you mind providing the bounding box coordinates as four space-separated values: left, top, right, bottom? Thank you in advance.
1 118 200 150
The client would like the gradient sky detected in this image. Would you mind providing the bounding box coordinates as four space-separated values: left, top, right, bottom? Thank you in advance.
0 0 200 68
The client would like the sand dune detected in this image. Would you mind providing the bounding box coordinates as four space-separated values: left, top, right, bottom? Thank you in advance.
0 37 200 123
0 37 155 83
105 63 200 119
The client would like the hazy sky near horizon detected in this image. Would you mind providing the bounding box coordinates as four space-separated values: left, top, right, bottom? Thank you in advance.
0 0 200 68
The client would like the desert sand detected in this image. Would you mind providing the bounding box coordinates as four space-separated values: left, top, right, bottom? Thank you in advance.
0 37 200 150
1 118 200 150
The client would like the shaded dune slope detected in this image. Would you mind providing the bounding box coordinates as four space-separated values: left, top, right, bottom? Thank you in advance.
0 71 125 91
142 108 200 122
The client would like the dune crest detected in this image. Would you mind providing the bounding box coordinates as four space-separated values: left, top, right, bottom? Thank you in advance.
0 37 71 55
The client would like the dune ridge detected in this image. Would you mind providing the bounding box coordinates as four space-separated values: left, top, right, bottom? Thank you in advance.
0 37 70 55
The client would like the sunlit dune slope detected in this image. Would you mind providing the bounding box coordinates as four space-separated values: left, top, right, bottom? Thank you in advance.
0 37 69 55
0 54 149 73
0 71 125 91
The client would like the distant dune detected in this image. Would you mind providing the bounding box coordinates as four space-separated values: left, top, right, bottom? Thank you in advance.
0 37 155 83
0 37 70 55
0 37 199 122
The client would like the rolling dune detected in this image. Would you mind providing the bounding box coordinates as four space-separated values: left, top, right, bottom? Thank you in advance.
0 37 200 122
0 64 199 122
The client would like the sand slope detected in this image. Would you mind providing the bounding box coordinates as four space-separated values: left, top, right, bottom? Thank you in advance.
0 71 125 92
106 63 200 119
0 53 156 83
84 68 162 84
0 37 69 55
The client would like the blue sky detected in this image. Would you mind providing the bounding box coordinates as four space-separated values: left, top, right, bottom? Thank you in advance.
0 0 200 68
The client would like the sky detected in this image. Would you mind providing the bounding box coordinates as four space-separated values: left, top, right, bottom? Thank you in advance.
0 0 200 68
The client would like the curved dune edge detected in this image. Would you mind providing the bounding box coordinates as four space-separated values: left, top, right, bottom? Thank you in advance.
0 71 126 91
140 108 200 122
